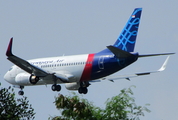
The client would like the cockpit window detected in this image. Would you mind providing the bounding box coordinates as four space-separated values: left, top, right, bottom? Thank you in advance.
8 67 13 71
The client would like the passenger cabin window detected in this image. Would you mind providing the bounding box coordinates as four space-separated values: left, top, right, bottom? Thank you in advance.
40 61 87 68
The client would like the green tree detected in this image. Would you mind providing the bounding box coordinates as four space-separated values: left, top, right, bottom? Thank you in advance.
52 93 97 120
103 86 150 120
0 83 35 120
51 86 150 120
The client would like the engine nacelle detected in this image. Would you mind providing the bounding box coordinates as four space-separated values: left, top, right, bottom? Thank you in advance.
15 73 39 85
65 82 80 90
15 73 31 85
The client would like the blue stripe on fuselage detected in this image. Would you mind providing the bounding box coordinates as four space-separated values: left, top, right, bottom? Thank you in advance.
90 49 138 80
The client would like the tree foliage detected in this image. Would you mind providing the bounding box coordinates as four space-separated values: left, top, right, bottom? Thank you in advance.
0 83 35 120
52 93 96 120
103 86 151 120
51 86 150 120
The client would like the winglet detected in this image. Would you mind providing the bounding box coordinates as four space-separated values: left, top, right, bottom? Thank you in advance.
158 56 170 72
6 38 13 56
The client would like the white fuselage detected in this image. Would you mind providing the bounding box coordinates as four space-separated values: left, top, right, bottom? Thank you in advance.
4 54 91 86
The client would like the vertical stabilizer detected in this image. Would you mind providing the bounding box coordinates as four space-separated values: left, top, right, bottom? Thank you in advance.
113 8 142 52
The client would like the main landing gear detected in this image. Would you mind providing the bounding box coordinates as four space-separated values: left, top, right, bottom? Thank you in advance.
78 87 88 94
51 84 61 91
78 81 90 94
51 76 62 92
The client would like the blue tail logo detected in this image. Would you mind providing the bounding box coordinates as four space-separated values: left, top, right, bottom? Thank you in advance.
113 8 142 52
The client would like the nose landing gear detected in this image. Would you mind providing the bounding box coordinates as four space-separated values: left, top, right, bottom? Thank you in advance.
18 86 24 95
18 90 24 95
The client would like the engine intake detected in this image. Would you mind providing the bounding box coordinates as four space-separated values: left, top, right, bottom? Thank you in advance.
29 75 39 85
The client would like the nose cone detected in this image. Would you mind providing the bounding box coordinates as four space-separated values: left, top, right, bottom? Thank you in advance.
4 72 14 84
4 72 10 82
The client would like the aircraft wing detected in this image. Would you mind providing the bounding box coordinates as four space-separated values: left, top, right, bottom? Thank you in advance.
100 56 170 82
6 38 69 83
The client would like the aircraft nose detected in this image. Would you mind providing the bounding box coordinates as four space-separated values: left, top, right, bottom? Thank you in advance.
4 72 9 81
4 72 13 84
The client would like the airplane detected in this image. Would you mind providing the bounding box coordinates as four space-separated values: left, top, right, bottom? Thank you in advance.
4 8 174 95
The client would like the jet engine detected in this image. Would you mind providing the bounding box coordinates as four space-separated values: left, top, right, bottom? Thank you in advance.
15 73 39 85
65 82 80 90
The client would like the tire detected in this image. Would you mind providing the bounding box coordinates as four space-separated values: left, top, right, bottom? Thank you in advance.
56 85 61 91
78 87 83 94
51 84 61 91
78 87 88 94
51 84 56 91
83 87 88 94
18 90 24 95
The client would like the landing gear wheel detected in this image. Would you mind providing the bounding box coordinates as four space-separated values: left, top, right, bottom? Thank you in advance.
78 87 88 94
78 87 83 94
51 84 61 91
18 90 24 95
83 87 88 94
56 85 61 91
51 84 56 91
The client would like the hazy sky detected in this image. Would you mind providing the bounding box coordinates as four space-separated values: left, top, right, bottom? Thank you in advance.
0 1 177 120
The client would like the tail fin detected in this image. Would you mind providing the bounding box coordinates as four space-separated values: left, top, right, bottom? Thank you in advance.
113 8 142 52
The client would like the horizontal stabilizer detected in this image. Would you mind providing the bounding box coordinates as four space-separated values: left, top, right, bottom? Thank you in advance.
107 45 134 58
139 53 175 57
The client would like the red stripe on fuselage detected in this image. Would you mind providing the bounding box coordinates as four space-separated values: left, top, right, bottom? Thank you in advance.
80 54 95 81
